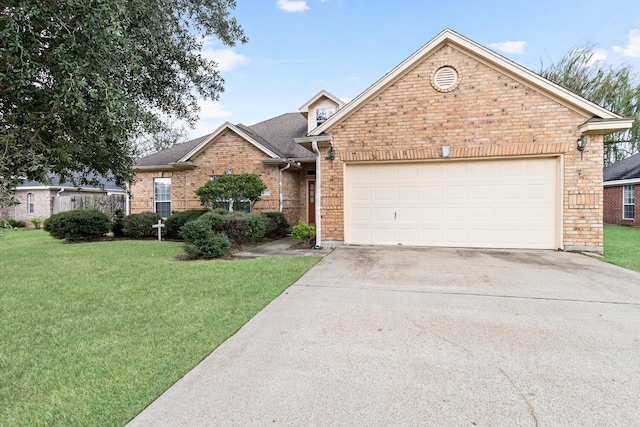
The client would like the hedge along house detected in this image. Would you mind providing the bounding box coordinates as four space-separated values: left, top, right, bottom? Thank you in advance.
131 90 345 225
131 29 632 253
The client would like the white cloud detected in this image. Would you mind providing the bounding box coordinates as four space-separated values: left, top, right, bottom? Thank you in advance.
586 48 608 66
489 40 527 55
198 99 232 120
613 29 640 57
276 0 309 13
185 100 233 139
201 43 248 72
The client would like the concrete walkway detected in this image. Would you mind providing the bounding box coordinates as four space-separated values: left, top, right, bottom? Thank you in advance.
129 246 640 426
232 237 333 258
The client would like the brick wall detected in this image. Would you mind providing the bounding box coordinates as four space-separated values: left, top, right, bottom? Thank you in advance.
130 129 305 223
321 43 603 250
6 190 54 222
604 184 640 226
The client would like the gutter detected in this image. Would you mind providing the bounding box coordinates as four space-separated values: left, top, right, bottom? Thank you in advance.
311 141 322 248
278 163 291 213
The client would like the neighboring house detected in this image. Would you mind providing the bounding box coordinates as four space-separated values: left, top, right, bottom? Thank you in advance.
604 153 640 226
131 29 632 253
0 174 127 223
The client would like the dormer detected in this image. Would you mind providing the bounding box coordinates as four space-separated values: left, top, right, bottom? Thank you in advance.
299 90 346 133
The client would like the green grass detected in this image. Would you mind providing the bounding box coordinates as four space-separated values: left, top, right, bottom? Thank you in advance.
0 230 320 426
603 224 640 272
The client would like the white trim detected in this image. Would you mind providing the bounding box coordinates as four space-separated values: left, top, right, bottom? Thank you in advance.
604 178 640 186
310 29 624 137
623 184 636 220
579 119 634 135
178 122 279 162
299 90 346 114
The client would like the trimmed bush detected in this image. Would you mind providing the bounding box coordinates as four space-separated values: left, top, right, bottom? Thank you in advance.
180 219 231 258
244 213 267 240
44 209 111 241
122 212 161 239
261 212 290 238
222 215 252 244
164 209 209 240
291 221 316 247
197 211 229 232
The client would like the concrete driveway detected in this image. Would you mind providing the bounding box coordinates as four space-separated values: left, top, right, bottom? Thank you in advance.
129 247 640 426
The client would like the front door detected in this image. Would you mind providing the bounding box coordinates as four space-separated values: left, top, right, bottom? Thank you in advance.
308 180 316 225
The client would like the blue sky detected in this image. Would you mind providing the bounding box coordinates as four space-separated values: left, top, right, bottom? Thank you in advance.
186 0 640 139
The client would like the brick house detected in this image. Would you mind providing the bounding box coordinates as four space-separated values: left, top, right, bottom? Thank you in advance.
131 29 632 253
604 153 640 226
0 174 126 223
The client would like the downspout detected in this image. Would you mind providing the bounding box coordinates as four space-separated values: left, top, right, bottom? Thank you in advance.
311 141 322 248
278 163 291 213
125 182 131 216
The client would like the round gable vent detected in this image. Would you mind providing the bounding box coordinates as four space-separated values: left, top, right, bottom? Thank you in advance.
431 65 460 92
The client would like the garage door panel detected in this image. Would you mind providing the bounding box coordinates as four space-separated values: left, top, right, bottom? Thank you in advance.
345 158 558 249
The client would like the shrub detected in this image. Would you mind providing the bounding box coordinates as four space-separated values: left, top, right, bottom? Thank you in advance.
244 213 267 240
180 219 231 258
197 211 229 232
28 217 45 229
222 215 252 244
261 212 290 238
6 219 26 228
291 221 316 247
164 209 209 240
122 212 161 239
44 209 111 241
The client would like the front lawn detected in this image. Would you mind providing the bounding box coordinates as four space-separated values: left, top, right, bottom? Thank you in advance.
0 230 320 426
603 224 640 272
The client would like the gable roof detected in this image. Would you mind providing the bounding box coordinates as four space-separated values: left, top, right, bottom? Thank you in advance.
604 153 640 183
298 90 346 115
310 28 630 136
135 113 311 168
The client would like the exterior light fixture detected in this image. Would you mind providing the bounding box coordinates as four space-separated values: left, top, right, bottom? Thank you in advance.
442 146 451 158
328 146 335 160
577 135 587 151
226 168 233 175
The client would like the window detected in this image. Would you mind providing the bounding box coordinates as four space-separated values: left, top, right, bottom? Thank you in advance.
27 193 34 214
154 178 171 218
315 108 335 126
623 185 635 220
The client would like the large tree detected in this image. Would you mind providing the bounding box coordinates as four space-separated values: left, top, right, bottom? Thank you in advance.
0 0 246 205
540 46 640 165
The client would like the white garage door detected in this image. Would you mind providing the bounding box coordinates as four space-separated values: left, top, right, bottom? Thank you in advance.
345 158 559 249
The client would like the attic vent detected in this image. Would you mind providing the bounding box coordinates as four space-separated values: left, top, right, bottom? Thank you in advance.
431 65 460 92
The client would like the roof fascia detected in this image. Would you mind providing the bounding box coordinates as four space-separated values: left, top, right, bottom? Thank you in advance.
579 119 634 135
299 90 346 113
260 158 304 169
134 163 196 172
310 29 623 136
604 178 640 186
178 122 279 162
294 135 333 151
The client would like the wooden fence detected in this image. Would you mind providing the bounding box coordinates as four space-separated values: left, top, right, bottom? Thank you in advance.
53 194 125 215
